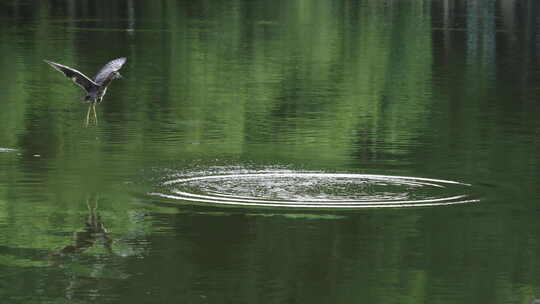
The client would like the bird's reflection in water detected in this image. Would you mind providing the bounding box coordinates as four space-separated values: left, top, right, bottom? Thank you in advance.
49 195 112 256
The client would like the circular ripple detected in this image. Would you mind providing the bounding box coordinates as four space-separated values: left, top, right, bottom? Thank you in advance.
0 148 17 153
149 172 479 209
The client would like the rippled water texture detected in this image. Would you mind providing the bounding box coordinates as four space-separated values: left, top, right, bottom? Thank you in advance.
151 171 478 208
0 148 17 153
2 1 540 303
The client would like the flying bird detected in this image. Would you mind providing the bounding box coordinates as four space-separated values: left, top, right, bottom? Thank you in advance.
44 57 127 125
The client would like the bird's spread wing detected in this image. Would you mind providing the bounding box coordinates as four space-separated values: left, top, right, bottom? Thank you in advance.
44 60 98 93
93 57 127 85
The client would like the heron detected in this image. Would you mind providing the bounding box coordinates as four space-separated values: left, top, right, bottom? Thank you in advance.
44 57 127 126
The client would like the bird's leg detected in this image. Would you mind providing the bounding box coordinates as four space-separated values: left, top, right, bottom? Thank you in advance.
85 105 92 127
93 104 98 125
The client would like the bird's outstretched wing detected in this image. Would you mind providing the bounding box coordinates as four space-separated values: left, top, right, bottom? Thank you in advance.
44 60 98 93
93 57 127 85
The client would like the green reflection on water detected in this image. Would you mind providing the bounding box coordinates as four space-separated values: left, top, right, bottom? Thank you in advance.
1 0 540 303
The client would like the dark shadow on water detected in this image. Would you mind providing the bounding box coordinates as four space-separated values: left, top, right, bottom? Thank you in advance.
142 196 358 220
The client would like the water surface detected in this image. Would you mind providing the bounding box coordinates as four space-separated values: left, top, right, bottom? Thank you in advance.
1 1 540 303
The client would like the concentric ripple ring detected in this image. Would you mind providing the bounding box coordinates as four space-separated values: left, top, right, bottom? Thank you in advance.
149 172 479 209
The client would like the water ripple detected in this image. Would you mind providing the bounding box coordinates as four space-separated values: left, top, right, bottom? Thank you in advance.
0 148 17 153
149 172 479 209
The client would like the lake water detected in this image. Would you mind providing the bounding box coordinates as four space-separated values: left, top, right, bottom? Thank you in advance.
1 0 540 303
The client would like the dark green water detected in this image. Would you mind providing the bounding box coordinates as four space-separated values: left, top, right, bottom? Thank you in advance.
1 0 540 303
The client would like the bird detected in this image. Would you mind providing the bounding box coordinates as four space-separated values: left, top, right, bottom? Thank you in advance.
44 57 127 126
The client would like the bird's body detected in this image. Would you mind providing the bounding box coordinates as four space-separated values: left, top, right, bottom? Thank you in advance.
85 84 107 104
44 57 127 125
